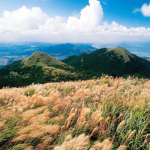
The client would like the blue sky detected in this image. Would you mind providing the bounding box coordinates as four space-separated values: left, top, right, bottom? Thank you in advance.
0 0 149 27
103 0 150 28
0 0 150 43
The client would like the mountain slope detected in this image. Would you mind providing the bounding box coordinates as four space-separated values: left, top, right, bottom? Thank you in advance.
45 43 95 56
22 51 72 70
0 52 83 88
63 47 150 78
0 43 96 68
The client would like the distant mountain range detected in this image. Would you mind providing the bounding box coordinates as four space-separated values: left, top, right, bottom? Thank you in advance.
0 43 96 68
142 56 150 61
1 47 150 88
1 42 150 69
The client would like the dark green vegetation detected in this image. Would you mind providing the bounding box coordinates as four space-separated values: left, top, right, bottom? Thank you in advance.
0 52 88 88
63 47 150 78
1 47 150 88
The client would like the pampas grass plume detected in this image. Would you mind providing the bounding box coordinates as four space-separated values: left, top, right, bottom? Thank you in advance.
91 142 104 149
41 125 60 134
102 139 111 145
24 146 33 150
127 130 136 140
93 95 99 101
117 120 125 131
65 134 72 142
12 134 27 142
117 145 127 150
125 130 136 144
81 107 90 117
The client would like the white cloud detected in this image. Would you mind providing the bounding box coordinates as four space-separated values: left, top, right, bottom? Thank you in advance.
140 3 150 17
132 8 140 13
103 1 107 5
0 0 150 43
39 16 65 34
65 0 103 32
0 6 48 34
134 3 150 17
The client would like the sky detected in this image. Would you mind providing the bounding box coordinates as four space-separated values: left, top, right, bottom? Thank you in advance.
0 0 150 43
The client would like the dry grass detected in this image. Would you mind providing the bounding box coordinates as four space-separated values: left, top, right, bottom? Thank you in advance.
0 76 149 149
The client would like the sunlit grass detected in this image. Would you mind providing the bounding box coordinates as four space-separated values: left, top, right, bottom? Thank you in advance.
0 76 149 149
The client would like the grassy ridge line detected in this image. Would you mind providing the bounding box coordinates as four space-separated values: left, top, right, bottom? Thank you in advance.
63 47 150 78
0 77 149 150
0 52 87 88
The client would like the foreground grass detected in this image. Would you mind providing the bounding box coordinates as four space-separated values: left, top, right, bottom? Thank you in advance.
0 77 149 150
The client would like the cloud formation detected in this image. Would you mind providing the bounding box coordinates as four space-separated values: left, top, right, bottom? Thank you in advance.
133 3 150 17
0 6 48 34
132 8 140 14
66 0 103 32
141 3 150 17
0 0 150 43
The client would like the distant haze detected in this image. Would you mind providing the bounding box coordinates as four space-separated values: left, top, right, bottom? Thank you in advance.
92 42 150 57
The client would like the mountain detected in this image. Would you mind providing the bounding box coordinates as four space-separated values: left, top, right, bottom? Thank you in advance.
2 47 150 88
45 43 95 56
142 56 150 61
0 43 96 68
63 47 150 78
0 52 84 88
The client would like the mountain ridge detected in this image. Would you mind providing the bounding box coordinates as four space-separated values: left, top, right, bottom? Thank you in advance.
63 47 150 78
22 51 73 70
0 43 96 68
106 47 134 62
0 52 84 88
1 47 150 88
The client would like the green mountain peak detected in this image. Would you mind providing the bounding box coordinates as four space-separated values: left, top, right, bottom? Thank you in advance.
63 47 150 78
0 52 84 88
106 47 133 63
22 51 65 68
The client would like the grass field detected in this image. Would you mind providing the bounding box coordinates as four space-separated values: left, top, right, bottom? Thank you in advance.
0 76 149 150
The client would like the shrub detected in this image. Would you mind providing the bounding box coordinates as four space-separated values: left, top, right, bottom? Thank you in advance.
24 89 35 96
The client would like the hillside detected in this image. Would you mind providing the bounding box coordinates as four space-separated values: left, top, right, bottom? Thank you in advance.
0 52 84 88
45 43 95 56
0 77 149 149
0 43 96 68
63 47 150 78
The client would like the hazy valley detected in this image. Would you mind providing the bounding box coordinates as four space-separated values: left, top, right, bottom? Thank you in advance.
0 43 96 68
